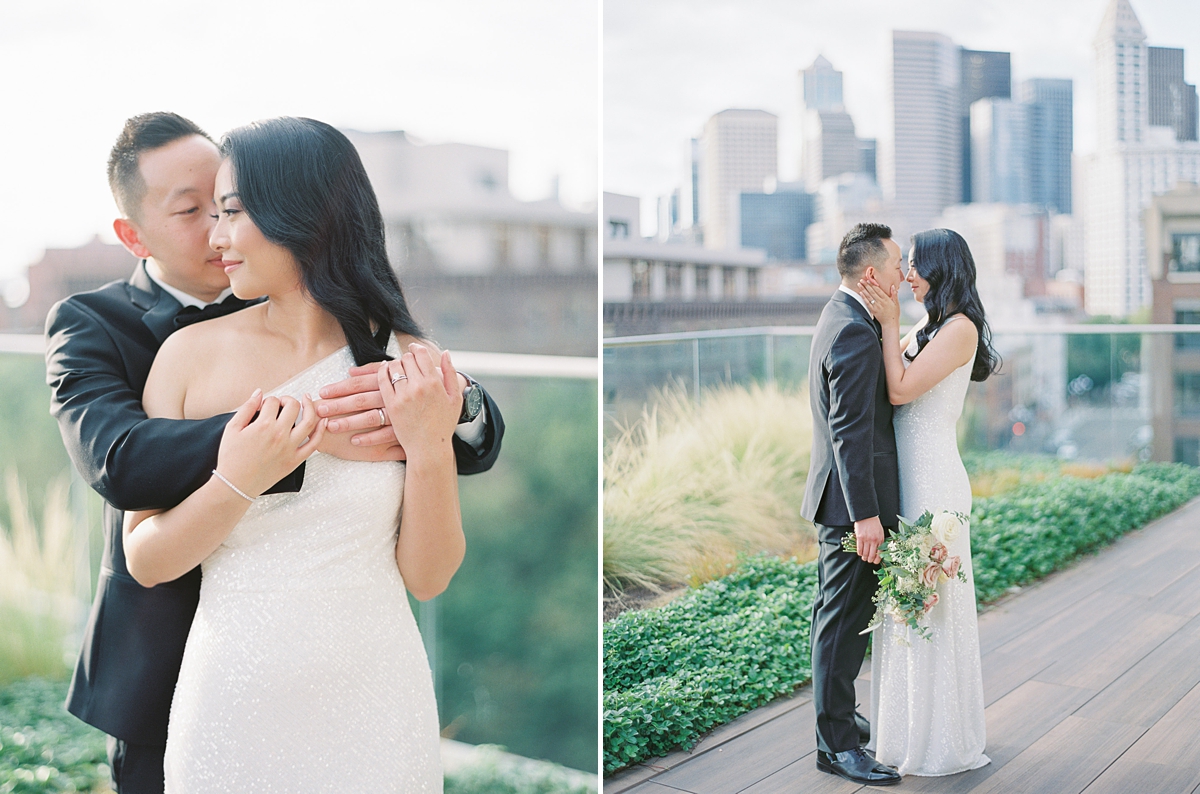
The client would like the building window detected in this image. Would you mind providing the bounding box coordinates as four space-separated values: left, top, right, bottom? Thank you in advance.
1171 233 1200 273
665 264 683 298
723 267 737 299
631 260 650 299
695 265 710 298
1178 310 1200 349
1175 372 1200 417
609 220 630 239
1175 437 1200 466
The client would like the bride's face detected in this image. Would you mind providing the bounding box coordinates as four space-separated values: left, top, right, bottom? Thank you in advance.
209 159 303 300
906 253 931 304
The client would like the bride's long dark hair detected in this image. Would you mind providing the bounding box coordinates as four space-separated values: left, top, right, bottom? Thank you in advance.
906 228 1000 382
220 117 421 366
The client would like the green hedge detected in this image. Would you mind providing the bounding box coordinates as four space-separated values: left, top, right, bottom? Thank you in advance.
971 463 1200 602
604 557 818 772
0 678 107 793
603 462 1200 774
0 679 595 794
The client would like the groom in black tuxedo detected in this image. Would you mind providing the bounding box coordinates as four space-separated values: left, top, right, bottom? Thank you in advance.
45 112 504 794
801 223 904 786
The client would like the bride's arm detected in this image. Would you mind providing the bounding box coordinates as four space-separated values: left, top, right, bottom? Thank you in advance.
858 279 977 405
379 342 466 601
122 336 326 587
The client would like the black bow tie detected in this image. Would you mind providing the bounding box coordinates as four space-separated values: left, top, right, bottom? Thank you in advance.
173 295 253 328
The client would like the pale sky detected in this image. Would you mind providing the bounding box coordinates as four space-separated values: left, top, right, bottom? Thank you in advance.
605 0 1200 232
0 0 598 282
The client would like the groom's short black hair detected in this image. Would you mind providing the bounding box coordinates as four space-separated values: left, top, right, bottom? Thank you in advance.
107 112 214 220
837 223 892 279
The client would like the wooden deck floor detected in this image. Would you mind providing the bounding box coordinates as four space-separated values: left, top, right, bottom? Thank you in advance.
606 497 1200 794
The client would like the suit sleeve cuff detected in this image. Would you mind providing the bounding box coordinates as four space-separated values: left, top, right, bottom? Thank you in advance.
453 402 487 451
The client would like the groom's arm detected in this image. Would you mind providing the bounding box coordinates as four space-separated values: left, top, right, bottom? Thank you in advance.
826 322 881 523
45 298 302 513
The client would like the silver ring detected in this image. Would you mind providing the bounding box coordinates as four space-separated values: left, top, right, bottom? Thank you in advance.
376 407 387 426
389 370 407 385
870 299 876 305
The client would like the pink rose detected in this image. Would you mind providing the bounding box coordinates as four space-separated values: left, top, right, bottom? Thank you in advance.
921 562 942 589
923 592 940 613
929 542 948 564
942 556 961 579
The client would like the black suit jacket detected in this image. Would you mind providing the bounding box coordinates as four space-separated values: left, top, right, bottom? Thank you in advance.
46 262 504 745
800 290 900 535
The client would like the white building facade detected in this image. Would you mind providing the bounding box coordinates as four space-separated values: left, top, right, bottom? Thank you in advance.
1083 0 1200 317
698 109 778 250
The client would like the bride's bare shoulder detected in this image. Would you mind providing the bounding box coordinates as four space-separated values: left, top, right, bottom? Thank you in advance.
144 306 263 418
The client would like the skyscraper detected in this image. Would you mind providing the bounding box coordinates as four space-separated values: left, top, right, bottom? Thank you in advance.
680 137 701 233
1020 78 1074 213
802 109 860 190
739 187 815 262
798 56 860 190
1084 0 1200 317
1148 46 1199 142
802 54 843 112
884 31 961 235
699 109 778 250
960 49 1012 203
970 98 1029 205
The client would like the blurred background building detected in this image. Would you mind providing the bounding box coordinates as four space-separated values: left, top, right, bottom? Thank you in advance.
1083 0 1200 318
2 131 597 359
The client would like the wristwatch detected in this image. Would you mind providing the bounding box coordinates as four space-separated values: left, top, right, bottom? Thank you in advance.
458 373 483 424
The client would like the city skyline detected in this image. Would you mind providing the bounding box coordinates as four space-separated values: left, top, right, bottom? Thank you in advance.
605 0 1200 233
0 0 598 285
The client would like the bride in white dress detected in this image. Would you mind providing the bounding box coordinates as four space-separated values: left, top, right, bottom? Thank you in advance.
120 118 465 792
857 228 1000 777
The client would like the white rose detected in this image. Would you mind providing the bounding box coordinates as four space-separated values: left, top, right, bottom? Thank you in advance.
931 512 963 545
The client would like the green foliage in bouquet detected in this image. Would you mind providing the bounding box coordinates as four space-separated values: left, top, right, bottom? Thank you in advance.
841 510 968 643
603 557 818 773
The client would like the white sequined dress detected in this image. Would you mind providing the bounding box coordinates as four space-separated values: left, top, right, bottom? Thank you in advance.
163 344 441 793
868 316 990 776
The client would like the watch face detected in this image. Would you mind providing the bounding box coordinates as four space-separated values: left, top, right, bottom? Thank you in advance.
465 385 483 418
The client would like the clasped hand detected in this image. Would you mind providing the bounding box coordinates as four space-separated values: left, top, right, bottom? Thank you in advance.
217 391 327 498
376 344 463 461
313 346 466 460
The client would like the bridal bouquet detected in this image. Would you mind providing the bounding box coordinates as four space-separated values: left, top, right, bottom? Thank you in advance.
841 510 968 643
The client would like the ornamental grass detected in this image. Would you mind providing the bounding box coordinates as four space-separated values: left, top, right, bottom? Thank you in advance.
603 383 814 592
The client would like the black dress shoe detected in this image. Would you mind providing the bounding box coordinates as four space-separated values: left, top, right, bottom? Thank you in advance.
856 711 870 744
817 748 902 786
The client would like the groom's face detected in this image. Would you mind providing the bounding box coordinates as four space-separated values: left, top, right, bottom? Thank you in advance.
865 238 904 296
114 135 229 302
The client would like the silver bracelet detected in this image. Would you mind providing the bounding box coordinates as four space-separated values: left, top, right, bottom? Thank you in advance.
212 469 255 502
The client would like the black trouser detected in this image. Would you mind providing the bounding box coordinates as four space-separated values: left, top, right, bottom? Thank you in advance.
810 523 879 754
107 736 165 794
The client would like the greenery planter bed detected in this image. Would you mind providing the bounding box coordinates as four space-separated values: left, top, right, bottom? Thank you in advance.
602 460 1200 774
0 679 596 794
